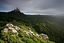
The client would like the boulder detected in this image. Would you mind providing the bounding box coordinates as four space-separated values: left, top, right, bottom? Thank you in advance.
3 28 8 33
6 23 14 27
40 33 49 40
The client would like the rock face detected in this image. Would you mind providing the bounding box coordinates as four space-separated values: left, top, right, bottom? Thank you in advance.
3 23 20 34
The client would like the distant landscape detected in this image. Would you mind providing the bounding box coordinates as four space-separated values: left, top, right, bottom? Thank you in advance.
0 9 64 43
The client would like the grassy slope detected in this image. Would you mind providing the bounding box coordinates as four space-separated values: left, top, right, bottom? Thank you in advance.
0 22 54 43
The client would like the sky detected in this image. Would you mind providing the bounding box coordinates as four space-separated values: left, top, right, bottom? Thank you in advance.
0 0 64 15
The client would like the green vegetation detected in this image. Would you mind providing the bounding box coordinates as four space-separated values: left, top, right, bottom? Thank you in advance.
0 9 64 43
0 22 54 43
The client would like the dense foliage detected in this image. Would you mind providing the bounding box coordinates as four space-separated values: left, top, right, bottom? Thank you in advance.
25 15 64 43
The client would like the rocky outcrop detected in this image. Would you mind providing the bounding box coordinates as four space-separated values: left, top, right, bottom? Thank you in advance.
23 28 49 40
3 23 20 34
3 23 49 40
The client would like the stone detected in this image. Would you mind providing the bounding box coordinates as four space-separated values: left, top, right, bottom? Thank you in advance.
3 28 8 33
36 34 40 37
40 33 49 40
14 26 20 31
4 23 19 34
8 27 14 30
6 23 14 27
12 29 18 33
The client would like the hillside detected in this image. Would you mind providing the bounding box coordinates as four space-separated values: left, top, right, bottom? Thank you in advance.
0 8 63 43
25 15 64 43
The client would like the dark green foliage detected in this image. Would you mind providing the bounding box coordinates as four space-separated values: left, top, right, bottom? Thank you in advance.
26 15 64 43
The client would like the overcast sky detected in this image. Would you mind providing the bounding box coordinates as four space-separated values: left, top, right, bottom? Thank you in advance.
0 0 64 15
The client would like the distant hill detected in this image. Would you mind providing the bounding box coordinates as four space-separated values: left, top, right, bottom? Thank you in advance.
0 8 26 22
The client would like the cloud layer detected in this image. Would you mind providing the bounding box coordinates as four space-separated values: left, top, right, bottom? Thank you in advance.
0 0 64 15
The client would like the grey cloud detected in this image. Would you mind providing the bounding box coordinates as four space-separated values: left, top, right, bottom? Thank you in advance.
0 0 64 15
3 0 64 9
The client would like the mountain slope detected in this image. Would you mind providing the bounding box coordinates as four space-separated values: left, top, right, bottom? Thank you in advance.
0 23 54 43
0 9 54 43
1 8 64 43
25 15 64 43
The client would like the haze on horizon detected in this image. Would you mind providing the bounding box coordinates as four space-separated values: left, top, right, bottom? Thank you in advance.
0 0 64 15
